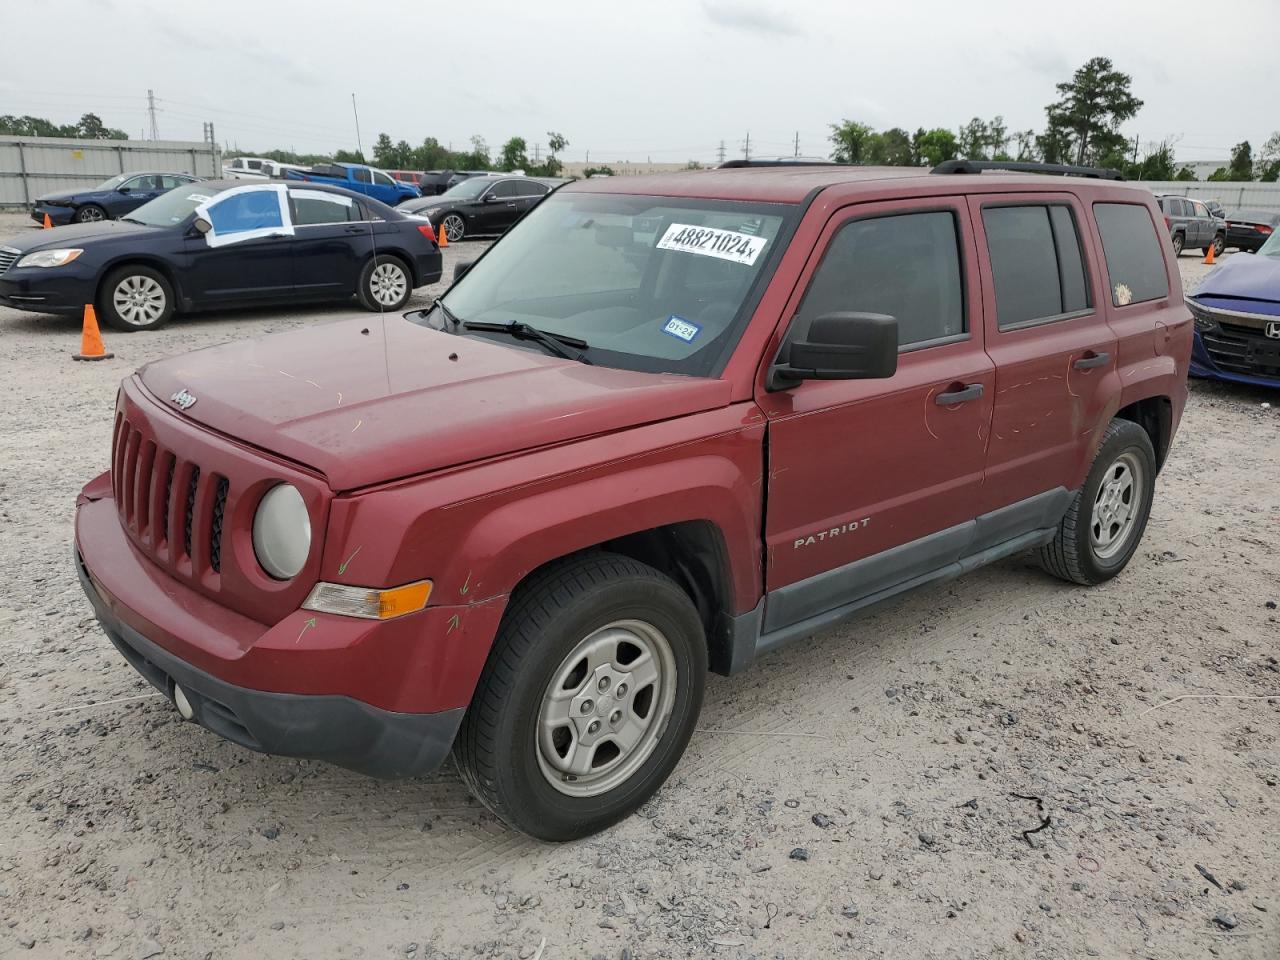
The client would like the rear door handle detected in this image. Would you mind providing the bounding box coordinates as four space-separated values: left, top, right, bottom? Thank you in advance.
935 383 983 405
1073 351 1110 370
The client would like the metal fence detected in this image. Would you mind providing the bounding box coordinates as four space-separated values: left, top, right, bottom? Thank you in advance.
0 136 222 208
1134 180 1280 214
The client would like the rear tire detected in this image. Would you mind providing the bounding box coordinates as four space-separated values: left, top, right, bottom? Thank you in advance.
454 553 707 841
99 265 174 332
356 254 412 311
1208 235 1225 257
1171 232 1184 256
1037 419 1157 586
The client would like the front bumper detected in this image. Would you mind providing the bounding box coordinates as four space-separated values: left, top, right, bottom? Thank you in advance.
30 204 76 227
0 264 98 315
1191 328 1280 388
77 551 462 778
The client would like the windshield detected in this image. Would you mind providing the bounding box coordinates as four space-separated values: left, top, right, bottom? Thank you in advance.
441 177 493 200
427 191 792 376
125 185 218 225
97 174 129 190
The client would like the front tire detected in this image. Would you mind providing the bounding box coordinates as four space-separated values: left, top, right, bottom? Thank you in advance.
441 213 465 243
100 265 174 332
75 204 107 223
454 553 707 841
1037 419 1157 586
356 254 412 311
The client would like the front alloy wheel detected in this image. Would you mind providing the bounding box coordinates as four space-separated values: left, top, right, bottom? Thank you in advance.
442 213 465 243
455 553 706 841
100 265 175 332
75 204 106 223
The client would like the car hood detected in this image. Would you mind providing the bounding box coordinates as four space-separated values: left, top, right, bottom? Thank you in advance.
136 315 732 490
5 219 162 253
1192 254 1280 302
35 188 94 204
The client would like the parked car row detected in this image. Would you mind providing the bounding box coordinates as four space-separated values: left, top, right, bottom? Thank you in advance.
2 180 442 330
400 175 563 242
284 162 420 206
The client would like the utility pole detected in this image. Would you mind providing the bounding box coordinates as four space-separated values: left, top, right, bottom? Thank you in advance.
147 89 159 140
1132 133 1140 167
716 140 726 165
742 132 751 161
794 131 800 158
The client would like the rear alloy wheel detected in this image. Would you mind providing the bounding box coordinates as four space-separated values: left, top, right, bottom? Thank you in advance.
1171 232 1184 256
356 255 411 311
442 213 466 243
1037 419 1156 586
75 204 106 223
454 553 706 841
100 265 174 332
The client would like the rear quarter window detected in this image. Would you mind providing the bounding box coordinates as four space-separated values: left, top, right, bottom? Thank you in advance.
1092 203 1170 306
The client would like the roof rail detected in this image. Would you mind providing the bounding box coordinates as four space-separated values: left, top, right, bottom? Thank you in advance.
931 159 1125 181
718 158 842 169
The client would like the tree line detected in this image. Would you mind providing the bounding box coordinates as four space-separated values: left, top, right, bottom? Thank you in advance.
829 57 1280 182
0 112 131 140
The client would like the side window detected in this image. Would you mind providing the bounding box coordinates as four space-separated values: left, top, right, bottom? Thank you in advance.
1093 203 1170 306
203 189 288 243
290 190 358 225
489 181 519 199
159 175 189 189
982 204 1090 328
1192 201 1208 218
793 210 964 349
124 176 156 191
527 181 550 196
1176 199 1191 217
352 167 372 184
372 170 395 187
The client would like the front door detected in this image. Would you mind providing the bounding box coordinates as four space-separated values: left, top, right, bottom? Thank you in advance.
477 180 521 233
967 194 1117 512
755 197 994 635
184 186 295 303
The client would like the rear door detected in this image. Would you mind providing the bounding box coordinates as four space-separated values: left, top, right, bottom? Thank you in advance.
756 197 994 631
287 188 368 298
1189 200 1211 248
969 194 1116 511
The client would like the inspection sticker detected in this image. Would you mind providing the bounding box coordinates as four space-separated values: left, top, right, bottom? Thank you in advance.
662 315 701 343
656 223 767 266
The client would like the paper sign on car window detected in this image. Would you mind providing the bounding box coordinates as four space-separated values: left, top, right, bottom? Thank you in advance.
656 223 767 266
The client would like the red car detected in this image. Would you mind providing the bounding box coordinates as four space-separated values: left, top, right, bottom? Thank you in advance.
74 159 1192 840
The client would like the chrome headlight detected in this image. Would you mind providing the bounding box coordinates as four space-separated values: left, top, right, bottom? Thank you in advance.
252 484 311 579
16 248 83 268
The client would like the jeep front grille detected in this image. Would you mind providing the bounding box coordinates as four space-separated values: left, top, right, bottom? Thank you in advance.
112 414 230 577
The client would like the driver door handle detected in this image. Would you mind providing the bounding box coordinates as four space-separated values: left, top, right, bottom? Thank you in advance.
1073 351 1110 370
935 383 984 405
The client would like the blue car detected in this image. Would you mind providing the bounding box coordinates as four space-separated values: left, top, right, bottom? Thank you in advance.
31 172 203 226
1188 232 1280 388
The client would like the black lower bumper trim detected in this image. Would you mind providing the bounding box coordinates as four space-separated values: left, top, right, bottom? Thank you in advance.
75 550 462 779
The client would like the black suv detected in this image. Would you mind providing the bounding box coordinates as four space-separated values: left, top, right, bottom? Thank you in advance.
1154 195 1225 258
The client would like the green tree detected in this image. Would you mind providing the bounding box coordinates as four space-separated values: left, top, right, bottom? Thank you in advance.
1035 111 1074 164
911 127 958 167
1174 166 1198 182
539 131 569 176
75 112 127 140
1226 140 1254 181
372 133 396 168
829 120 874 164
500 136 529 171
1128 141 1175 181
1257 132 1280 182
583 166 615 178
986 115 1010 159
685 160 705 170
866 127 913 165
333 148 365 164
1012 129 1038 162
0 113 129 139
1046 57 1143 166
957 118 989 160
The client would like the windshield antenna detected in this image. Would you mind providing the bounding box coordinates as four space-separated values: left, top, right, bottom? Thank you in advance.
351 92 392 385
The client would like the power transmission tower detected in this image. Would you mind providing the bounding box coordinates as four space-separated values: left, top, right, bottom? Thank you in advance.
533 143 541 164
716 140 726 164
147 89 159 140
202 122 217 175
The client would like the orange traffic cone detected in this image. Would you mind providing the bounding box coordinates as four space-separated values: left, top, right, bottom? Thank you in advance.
73 305 114 362
1203 244 1215 265
437 223 448 248
42 213 53 229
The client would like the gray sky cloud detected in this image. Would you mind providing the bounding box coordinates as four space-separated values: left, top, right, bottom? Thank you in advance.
2 0 1275 165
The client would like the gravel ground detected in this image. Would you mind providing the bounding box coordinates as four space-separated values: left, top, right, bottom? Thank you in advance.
0 210 1276 960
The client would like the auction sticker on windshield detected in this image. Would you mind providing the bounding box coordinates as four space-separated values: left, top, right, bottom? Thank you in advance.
656 223 767 266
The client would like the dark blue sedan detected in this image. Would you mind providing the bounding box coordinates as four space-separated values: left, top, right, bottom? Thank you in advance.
31 172 203 226
1 180 442 331
1188 233 1280 389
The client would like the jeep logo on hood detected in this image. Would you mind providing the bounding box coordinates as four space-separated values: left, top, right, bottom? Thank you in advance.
170 389 197 411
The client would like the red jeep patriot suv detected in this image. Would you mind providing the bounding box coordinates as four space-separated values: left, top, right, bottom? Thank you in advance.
75 160 1191 840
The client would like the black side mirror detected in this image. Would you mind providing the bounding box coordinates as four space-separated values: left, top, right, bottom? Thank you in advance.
769 312 898 390
191 217 213 237
117 186 131 194
454 260 474 283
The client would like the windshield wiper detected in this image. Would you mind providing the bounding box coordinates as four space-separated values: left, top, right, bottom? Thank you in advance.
434 298 461 327
462 321 591 364
120 217 143 224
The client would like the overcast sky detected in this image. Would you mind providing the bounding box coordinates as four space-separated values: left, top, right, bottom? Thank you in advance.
3 0 1276 165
